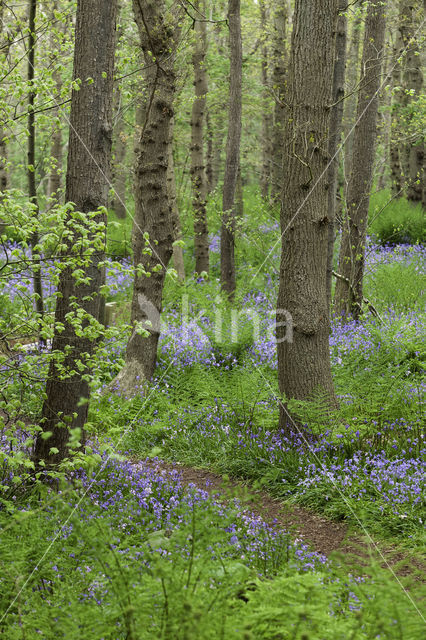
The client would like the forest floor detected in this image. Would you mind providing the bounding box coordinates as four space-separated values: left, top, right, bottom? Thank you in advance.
140 458 426 587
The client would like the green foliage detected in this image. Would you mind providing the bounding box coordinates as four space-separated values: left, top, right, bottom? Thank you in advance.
2 461 424 640
368 189 425 245
364 255 426 313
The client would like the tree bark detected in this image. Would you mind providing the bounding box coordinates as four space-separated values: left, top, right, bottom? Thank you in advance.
0 1 10 223
334 0 386 320
191 1 209 275
168 120 185 283
27 0 44 322
259 0 272 200
270 0 287 203
205 106 214 192
276 0 338 430
46 0 64 202
220 0 242 300
402 0 424 203
326 0 347 313
116 0 180 393
343 1 363 187
35 0 117 466
389 0 407 197
111 81 128 219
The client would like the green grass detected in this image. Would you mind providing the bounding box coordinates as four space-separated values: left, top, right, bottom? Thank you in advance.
368 189 425 245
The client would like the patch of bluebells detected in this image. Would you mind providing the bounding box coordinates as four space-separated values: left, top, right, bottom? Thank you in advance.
364 241 426 272
22 455 328 610
157 401 425 525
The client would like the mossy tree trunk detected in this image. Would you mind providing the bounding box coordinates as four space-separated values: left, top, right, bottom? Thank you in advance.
326 0 347 312
220 0 242 300
334 0 386 320
277 0 338 431
34 0 117 466
116 0 181 394
191 0 209 275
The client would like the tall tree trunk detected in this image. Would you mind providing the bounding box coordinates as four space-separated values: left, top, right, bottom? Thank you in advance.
34 0 117 467
270 1 287 203
220 0 242 299
0 1 10 231
343 1 363 187
46 0 63 202
389 1 407 197
326 0 347 313
377 46 392 191
209 5 226 192
259 0 271 200
191 1 209 275
205 106 214 192
402 0 424 203
116 0 180 393
27 0 44 321
168 120 185 283
111 82 127 219
277 0 338 430
334 0 386 319
211 109 224 190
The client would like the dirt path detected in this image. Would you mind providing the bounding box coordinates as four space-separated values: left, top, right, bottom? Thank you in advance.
141 458 425 586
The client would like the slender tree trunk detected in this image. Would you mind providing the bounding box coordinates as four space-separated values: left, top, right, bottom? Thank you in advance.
27 0 44 321
211 109 224 190
235 161 243 220
0 1 10 227
220 0 242 299
402 0 424 203
259 0 271 199
168 120 185 282
389 1 407 197
343 1 363 187
46 0 63 202
326 0 347 313
277 0 338 430
205 106 214 192
111 82 127 219
115 0 180 393
191 1 209 275
334 0 386 319
34 0 117 467
377 46 392 191
209 3 227 192
270 1 287 203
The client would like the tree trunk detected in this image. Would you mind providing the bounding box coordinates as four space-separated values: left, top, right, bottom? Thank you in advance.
191 1 209 275
211 109 224 190
111 82 128 219
46 0 64 202
168 120 185 283
116 0 180 393
270 1 287 203
259 0 272 200
334 0 386 320
205 106 214 192
402 0 424 203
0 1 10 233
34 0 117 467
277 0 338 430
27 0 44 322
343 1 363 187
376 45 392 192
326 0 347 313
389 0 407 197
220 0 242 299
